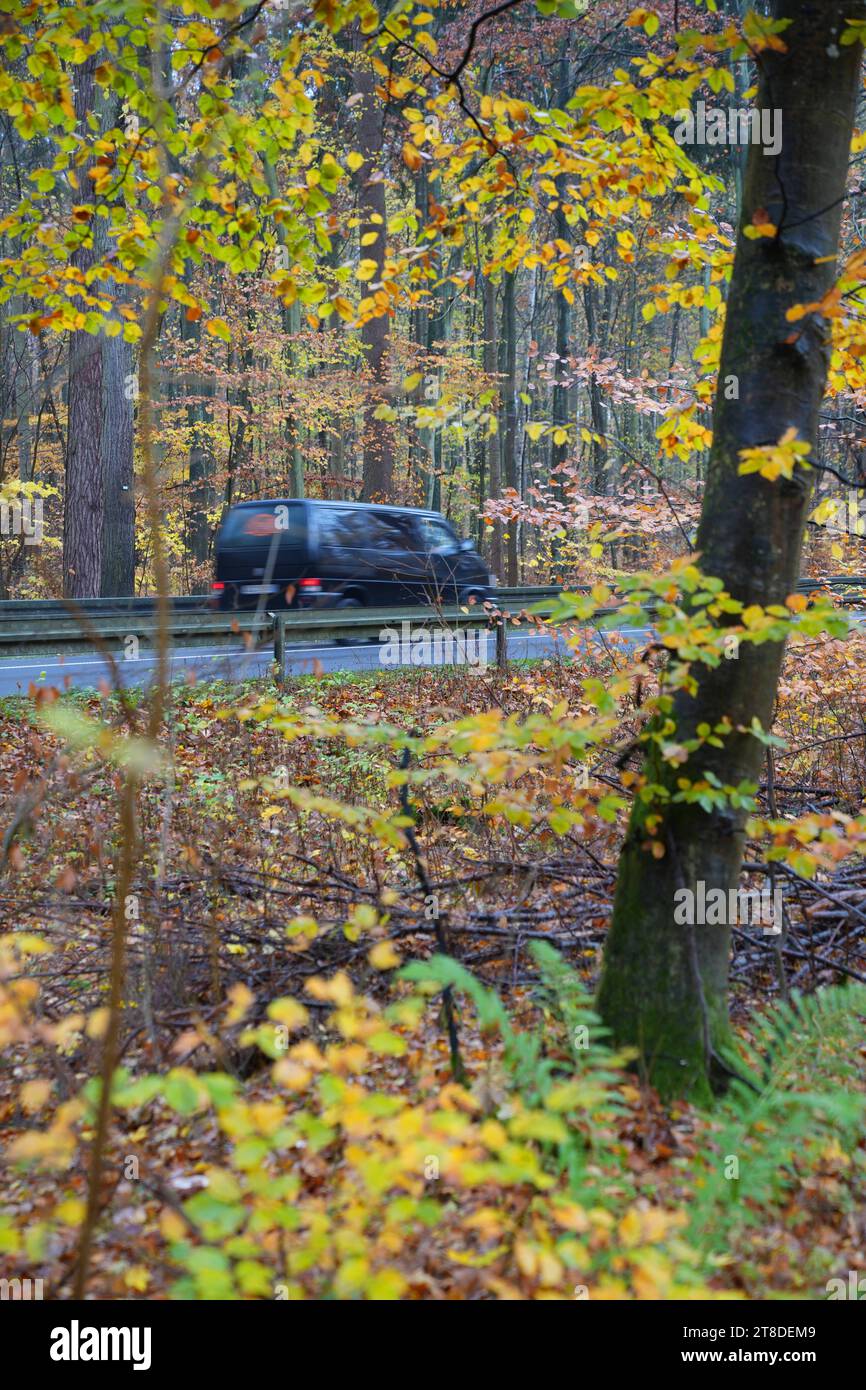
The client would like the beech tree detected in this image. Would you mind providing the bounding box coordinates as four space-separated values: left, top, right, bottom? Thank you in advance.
598 0 866 1100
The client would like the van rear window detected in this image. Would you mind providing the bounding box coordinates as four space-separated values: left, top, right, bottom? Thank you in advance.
220 505 302 544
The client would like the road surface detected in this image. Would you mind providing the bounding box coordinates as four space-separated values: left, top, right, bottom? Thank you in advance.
0 627 651 697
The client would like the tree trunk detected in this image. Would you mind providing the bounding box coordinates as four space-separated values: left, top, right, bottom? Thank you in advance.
482 273 503 578
598 0 865 1101
63 58 103 597
99 330 135 595
353 47 394 501
89 87 136 599
261 154 304 499
549 48 571 526
180 309 215 575
550 283 570 518
500 269 519 584
583 284 608 493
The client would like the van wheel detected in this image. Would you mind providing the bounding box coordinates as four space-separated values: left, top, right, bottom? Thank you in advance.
334 596 364 645
460 588 486 607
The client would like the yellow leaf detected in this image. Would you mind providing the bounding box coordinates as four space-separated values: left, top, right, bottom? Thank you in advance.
267 997 309 1031
54 1198 86 1227
20 1079 53 1113
160 1208 187 1242
618 1207 642 1247
272 1058 312 1091
551 1203 590 1233
86 1007 110 1040
124 1266 150 1292
226 982 254 1025
515 1240 538 1278
538 1250 564 1287
369 941 401 970
365 1269 406 1299
306 971 353 1006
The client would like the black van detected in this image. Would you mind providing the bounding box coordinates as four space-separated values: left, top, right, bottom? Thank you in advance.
211 500 495 611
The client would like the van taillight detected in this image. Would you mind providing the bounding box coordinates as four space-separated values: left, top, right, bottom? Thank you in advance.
299 578 321 590
211 581 225 592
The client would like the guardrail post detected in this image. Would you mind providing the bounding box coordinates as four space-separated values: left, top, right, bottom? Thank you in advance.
274 613 285 686
496 616 507 671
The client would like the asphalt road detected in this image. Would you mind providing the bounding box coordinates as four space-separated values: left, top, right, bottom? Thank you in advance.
0 627 651 696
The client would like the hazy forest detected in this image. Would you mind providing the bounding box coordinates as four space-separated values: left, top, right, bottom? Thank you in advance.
3 0 866 1330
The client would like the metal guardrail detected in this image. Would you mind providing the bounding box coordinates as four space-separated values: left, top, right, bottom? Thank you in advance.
0 585 556 625
0 607 268 651
0 577 862 663
0 595 206 615
0 588 559 652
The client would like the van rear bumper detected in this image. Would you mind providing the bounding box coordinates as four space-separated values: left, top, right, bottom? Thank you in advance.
297 591 343 609
211 582 342 611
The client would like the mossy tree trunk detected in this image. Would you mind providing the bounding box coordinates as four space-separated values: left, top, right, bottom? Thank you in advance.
598 0 865 1101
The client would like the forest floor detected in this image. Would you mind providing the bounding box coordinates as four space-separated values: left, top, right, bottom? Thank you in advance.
2 646 866 1299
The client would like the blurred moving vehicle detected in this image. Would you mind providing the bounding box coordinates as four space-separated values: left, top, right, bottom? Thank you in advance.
211 499 496 611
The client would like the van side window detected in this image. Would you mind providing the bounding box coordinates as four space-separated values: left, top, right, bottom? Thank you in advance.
315 508 367 548
418 517 457 551
368 514 418 552
317 509 418 552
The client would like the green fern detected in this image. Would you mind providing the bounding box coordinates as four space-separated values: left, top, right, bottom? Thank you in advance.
402 954 866 1286
686 984 866 1254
